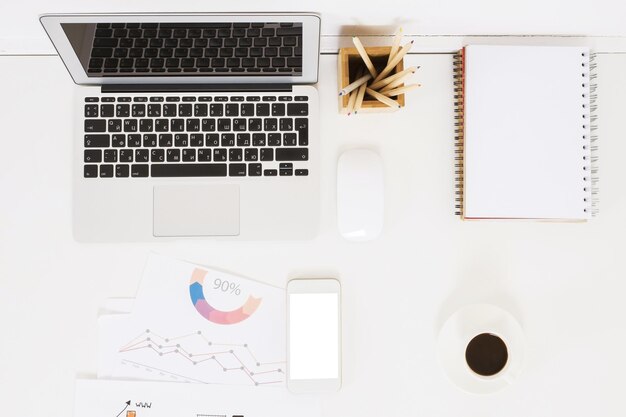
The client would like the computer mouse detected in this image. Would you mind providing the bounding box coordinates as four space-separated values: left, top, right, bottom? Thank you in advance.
337 149 384 241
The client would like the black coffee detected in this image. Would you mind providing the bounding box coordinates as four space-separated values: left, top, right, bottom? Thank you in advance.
465 333 508 376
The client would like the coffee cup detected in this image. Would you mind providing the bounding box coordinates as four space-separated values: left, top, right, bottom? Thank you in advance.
437 304 524 394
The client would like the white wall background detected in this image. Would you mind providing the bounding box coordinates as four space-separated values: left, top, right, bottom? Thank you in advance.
1 0 625 54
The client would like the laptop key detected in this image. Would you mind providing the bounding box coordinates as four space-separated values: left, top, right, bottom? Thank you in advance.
127 134 141 147
85 119 106 132
155 119 169 132
287 103 308 116
210 103 223 116
264 169 277 176
84 134 109 147
260 148 274 161
95 28 112 37
277 27 302 36
119 150 133 162
92 48 113 58
123 119 138 132
151 149 165 163
233 118 247 131
171 119 185 132
139 119 153 132
237 133 250 146
217 119 231 131
131 164 149 177
229 164 247 177
249 163 262 176
280 118 293 131
295 118 309 145
179 104 192 117
190 134 204 147
202 119 216 132
244 148 258 161
295 169 309 176
225 103 239 117
104 149 118 163
166 149 180 162
206 134 219 146
159 134 173 147
229 149 243 161
84 149 102 163
256 103 270 117
143 134 157 147
135 149 149 162
175 134 189 147
198 149 212 161
194 103 208 117
241 103 254 116
252 133 266 146
248 118 262 131
84 164 98 178
182 149 196 162
276 148 308 161
271 103 285 116
264 118 278 131
112 134 125 147
84 104 98 117
116 164 130 177
283 133 297 146
116 104 130 117
151 163 227 177
214 149 227 161
100 164 114 177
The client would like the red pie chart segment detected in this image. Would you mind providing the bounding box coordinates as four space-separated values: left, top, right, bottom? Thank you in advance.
189 268 261 325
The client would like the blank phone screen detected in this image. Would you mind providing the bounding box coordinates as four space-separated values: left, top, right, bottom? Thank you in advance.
289 293 339 380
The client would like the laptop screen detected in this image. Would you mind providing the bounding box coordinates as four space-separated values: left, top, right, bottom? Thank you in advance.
61 22 304 78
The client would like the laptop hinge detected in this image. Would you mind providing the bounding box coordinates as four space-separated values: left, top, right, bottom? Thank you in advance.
101 83 293 94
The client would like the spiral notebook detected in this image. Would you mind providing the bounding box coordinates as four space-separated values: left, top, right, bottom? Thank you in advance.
454 45 598 220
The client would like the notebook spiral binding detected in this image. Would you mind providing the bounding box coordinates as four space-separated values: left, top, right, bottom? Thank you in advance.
583 52 599 217
453 50 464 217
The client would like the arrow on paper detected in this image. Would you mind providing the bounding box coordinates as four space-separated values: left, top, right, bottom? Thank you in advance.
115 400 131 417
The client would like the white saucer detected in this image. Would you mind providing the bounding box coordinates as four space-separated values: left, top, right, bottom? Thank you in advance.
437 304 525 394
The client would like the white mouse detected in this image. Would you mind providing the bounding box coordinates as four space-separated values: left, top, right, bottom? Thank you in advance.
337 149 384 241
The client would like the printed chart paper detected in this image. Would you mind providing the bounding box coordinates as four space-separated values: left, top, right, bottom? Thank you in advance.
99 254 286 386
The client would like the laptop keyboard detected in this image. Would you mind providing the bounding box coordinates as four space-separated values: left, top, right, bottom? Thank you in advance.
83 95 310 178
88 22 303 75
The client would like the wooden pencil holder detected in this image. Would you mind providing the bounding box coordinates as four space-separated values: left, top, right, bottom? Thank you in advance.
338 46 405 114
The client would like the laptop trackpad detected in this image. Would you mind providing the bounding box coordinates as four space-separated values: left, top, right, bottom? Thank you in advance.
153 184 240 237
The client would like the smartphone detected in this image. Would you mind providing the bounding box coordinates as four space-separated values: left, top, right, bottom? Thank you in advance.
287 278 342 393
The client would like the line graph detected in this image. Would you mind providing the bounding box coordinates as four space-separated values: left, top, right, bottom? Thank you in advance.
119 329 285 386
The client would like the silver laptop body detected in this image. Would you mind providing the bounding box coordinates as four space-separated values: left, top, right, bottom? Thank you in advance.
41 13 321 241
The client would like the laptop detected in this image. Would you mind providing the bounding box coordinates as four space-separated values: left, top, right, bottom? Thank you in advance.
40 13 320 241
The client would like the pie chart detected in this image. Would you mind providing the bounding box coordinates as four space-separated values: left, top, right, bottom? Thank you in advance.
189 268 262 325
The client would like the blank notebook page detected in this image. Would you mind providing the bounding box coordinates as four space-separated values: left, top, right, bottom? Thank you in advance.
463 45 591 220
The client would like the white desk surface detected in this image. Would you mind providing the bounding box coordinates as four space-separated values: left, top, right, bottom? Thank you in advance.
1 0 626 53
1 40 626 417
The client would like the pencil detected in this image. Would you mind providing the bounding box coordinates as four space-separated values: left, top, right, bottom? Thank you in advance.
369 66 418 91
372 40 414 83
352 36 379 78
380 69 419 92
381 84 422 97
346 87 358 115
387 27 403 65
339 73 372 96
366 87 400 108
347 67 364 115
353 78 368 114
